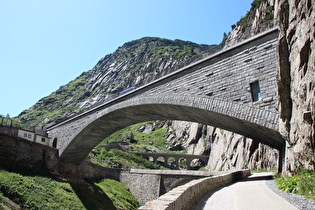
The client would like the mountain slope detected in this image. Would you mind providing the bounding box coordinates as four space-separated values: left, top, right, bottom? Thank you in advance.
17 37 219 128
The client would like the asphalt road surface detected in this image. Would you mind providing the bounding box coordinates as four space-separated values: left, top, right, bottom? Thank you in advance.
192 172 297 210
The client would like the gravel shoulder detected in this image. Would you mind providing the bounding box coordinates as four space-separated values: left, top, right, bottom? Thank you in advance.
266 178 315 210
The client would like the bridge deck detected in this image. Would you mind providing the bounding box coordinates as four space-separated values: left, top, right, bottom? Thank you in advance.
129 169 226 177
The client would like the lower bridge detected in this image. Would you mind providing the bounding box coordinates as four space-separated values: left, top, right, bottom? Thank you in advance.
132 152 209 170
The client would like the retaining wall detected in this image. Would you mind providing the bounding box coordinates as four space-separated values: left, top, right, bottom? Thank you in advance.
139 169 250 210
0 133 58 173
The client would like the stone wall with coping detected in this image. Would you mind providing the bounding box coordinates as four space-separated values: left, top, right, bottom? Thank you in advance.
138 169 250 210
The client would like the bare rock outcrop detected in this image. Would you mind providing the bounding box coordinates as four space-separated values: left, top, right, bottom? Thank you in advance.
164 121 278 171
224 0 277 48
276 0 315 172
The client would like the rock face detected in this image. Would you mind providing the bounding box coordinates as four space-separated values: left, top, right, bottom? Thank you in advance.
276 0 315 172
163 121 278 171
224 0 276 48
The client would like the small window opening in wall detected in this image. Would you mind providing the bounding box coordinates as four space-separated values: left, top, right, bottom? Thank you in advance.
250 81 261 102
41 138 46 142
52 138 57 148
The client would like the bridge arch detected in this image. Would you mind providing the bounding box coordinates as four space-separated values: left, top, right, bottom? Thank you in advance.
48 95 284 165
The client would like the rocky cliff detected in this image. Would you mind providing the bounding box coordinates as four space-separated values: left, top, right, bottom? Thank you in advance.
162 120 278 171
276 0 315 172
224 0 277 47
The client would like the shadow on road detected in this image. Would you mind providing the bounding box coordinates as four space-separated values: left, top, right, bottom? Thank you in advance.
239 173 274 182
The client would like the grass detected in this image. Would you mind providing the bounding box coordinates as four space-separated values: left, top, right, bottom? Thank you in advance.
91 148 161 169
0 170 85 209
99 121 171 153
0 169 140 209
275 167 315 200
95 179 139 210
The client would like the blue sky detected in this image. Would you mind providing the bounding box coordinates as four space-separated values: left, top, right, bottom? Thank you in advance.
0 0 253 117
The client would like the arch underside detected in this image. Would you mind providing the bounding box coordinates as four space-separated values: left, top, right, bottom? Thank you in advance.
59 97 284 165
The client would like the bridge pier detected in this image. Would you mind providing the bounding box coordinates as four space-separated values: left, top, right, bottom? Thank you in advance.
174 157 180 169
278 141 286 174
186 157 193 170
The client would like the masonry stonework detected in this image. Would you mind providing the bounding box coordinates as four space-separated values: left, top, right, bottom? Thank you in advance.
47 28 283 167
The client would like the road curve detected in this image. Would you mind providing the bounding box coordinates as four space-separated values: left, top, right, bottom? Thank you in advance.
192 172 297 210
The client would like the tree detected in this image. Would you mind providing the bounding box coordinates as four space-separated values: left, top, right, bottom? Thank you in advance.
221 32 229 45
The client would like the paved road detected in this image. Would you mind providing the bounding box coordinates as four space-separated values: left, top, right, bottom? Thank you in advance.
192 172 297 210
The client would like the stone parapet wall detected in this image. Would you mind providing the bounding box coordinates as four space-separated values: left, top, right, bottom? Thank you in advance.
139 169 250 210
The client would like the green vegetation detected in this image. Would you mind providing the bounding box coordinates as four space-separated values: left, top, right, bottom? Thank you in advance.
232 0 274 33
275 168 315 200
17 72 91 128
150 45 197 60
0 116 23 128
251 0 265 9
0 170 85 209
95 179 139 209
99 121 170 153
0 169 140 209
91 148 161 169
90 121 181 169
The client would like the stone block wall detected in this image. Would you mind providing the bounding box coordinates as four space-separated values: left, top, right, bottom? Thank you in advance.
0 133 58 173
120 171 161 205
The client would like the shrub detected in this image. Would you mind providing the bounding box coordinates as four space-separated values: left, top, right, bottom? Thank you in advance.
275 168 315 200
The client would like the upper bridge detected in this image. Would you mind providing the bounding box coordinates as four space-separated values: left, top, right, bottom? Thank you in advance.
47 28 284 165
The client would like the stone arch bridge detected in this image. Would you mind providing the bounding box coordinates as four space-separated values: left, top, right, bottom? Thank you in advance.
47 28 285 170
132 152 209 170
